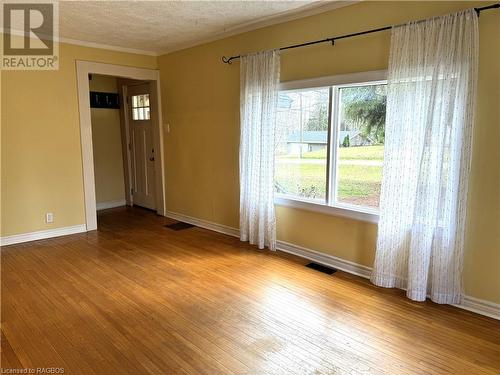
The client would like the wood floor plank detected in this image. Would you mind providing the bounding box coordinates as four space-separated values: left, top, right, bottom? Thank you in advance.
1 206 499 374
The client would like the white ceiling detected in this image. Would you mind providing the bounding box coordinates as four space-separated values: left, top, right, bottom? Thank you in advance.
59 1 355 55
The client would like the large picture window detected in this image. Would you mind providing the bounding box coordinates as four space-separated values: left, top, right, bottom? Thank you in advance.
275 76 387 213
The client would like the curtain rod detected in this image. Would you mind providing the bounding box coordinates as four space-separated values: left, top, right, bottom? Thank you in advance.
221 3 499 64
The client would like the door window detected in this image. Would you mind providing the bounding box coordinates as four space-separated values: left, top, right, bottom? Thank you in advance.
131 94 150 120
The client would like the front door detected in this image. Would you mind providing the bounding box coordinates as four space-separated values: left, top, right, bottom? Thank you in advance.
127 83 156 210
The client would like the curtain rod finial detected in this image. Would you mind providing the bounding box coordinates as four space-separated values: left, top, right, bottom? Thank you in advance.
222 56 232 64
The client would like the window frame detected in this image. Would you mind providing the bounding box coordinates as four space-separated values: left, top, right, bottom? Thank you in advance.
275 70 387 223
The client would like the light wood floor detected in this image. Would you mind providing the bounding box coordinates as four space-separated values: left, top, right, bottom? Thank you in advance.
2 207 499 374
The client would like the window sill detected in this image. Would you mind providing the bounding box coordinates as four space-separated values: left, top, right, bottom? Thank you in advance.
274 196 379 224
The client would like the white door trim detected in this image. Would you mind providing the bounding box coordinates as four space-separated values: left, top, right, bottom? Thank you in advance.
76 61 166 231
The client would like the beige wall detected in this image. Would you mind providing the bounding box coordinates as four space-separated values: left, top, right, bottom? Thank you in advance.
89 74 126 205
158 1 500 303
1 1 498 304
1 42 156 236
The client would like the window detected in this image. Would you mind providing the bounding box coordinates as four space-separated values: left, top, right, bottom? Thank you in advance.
276 88 329 202
131 94 150 120
275 73 387 216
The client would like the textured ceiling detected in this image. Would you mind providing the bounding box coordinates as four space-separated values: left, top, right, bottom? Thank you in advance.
59 1 354 55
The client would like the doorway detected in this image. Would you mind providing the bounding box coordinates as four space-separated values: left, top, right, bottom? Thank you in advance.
89 74 127 211
77 61 166 231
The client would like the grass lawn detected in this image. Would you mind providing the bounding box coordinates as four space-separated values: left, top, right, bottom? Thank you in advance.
337 165 381 207
276 145 383 207
297 145 384 160
276 163 328 198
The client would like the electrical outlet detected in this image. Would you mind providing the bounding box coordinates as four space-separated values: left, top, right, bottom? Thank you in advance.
46 213 54 223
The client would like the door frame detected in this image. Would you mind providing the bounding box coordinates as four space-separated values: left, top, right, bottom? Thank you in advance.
76 61 166 230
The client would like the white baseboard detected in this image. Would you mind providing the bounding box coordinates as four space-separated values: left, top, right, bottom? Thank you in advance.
456 296 500 320
0 224 87 247
162 210 500 320
165 210 240 238
96 199 126 211
277 240 500 320
276 240 372 279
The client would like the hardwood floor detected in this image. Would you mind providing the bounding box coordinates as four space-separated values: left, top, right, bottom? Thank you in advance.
2 207 499 374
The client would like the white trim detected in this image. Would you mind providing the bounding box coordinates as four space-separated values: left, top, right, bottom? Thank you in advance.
275 196 379 223
456 296 500 321
117 82 133 206
162 211 499 320
3 29 158 56
277 239 500 320
329 86 339 203
151 81 166 213
279 70 388 91
96 199 127 211
276 69 387 225
163 210 373 278
165 211 240 238
276 240 372 278
0 225 87 247
76 61 167 231
60 36 158 56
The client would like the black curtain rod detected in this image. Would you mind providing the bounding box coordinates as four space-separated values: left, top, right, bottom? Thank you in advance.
221 3 500 64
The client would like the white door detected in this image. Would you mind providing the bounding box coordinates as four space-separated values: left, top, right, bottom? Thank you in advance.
128 83 156 210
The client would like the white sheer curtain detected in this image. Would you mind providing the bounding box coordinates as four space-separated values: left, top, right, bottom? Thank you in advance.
371 9 478 304
239 50 280 250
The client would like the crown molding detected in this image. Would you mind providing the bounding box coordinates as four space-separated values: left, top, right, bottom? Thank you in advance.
59 36 159 56
2 28 158 56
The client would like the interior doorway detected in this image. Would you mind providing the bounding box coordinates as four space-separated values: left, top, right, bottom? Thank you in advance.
89 74 127 211
77 61 165 231
89 75 159 213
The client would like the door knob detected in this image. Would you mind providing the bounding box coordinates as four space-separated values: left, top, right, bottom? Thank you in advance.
149 156 155 161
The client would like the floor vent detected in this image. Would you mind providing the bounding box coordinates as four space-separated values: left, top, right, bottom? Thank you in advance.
306 262 337 275
165 222 195 231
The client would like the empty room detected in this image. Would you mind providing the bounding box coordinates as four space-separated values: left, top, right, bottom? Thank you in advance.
1 1 499 374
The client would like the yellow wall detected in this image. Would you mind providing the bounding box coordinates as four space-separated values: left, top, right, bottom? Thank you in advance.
1 1 498 304
1 41 156 236
158 1 500 303
89 74 126 205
